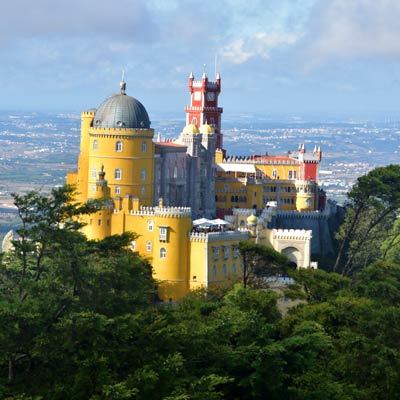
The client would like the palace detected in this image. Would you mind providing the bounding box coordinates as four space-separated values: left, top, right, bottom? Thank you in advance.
66 72 323 300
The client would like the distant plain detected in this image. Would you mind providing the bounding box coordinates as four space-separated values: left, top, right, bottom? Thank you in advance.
1 111 399 239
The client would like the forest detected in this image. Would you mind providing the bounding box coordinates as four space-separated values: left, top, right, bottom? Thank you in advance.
1 164 400 399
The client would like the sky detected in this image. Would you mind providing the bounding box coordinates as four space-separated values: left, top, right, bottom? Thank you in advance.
2 0 400 119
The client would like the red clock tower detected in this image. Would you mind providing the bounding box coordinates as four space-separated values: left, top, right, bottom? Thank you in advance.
185 72 224 149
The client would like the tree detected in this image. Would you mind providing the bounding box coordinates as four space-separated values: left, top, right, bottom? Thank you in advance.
333 165 400 275
0 186 155 397
239 241 290 288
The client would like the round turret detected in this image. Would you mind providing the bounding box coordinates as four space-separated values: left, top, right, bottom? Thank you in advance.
247 214 258 225
183 123 200 135
199 123 215 135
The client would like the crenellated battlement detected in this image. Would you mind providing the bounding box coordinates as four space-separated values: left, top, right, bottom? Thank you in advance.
128 205 192 218
82 110 96 117
272 228 312 240
189 230 248 243
276 210 328 219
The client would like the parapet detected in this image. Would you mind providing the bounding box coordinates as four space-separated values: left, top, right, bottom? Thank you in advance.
128 205 192 218
189 230 249 243
272 228 312 241
276 210 327 219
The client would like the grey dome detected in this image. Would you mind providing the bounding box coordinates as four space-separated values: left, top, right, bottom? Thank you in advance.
94 87 150 129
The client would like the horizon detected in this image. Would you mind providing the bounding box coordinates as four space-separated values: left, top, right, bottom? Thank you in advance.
1 0 400 116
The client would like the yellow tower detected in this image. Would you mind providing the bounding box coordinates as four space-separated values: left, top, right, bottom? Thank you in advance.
82 80 155 205
82 165 113 240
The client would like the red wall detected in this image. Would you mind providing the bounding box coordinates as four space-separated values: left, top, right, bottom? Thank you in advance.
303 162 318 180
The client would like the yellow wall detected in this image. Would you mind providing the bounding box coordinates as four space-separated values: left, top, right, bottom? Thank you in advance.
87 127 154 205
76 111 95 202
255 164 300 180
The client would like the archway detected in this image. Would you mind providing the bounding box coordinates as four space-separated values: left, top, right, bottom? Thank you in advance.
281 246 302 269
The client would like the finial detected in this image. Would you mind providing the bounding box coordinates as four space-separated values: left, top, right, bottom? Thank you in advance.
202 64 207 79
120 69 126 94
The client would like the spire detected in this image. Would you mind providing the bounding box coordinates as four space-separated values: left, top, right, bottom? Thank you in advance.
216 72 221 80
120 69 126 95
202 63 207 79
189 71 194 79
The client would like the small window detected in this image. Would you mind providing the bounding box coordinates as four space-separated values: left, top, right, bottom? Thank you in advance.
232 264 237 273
148 220 154 231
146 241 152 252
141 142 147 152
140 168 146 181
92 139 98 150
98 219 102 226
140 186 145 195
91 185 96 192
91 168 97 178
222 264 227 276
159 227 168 242
272 169 277 179
115 186 121 194
173 166 178 179
160 247 167 258
213 246 220 260
116 141 123 152
212 265 217 277
115 168 122 180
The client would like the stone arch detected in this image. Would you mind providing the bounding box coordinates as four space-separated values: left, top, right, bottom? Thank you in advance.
281 246 303 268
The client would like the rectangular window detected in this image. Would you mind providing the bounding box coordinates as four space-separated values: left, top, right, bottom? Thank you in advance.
91 169 97 178
159 227 168 242
213 246 220 261
223 246 230 260
146 241 152 252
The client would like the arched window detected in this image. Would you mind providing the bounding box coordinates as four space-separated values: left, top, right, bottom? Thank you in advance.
115 186 121 194
222 264 227 276
192 117 197 125
92 139 98 150
140 168 146 181
212 265 217 277
141 141 147 152
147 220 154 231
114 168 122 180
146 241 152 252
173 166 178 179
160 248 167 259
116 141 123 152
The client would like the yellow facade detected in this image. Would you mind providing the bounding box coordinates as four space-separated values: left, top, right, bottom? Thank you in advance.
215 178 316 212
66 82 320 301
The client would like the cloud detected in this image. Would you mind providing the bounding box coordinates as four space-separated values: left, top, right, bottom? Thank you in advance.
305 0 400 64
0 0 156 43
220 32 300 64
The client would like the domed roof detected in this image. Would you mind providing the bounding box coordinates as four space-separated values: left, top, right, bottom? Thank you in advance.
247 214 258 225
199 123 215 135
93 81 150 129
183 123 200 135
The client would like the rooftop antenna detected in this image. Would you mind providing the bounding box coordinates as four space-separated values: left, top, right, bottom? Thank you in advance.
120 69 126 94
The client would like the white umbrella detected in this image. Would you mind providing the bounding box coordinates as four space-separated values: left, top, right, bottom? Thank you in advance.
193 218 214 226
211 218 230 225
